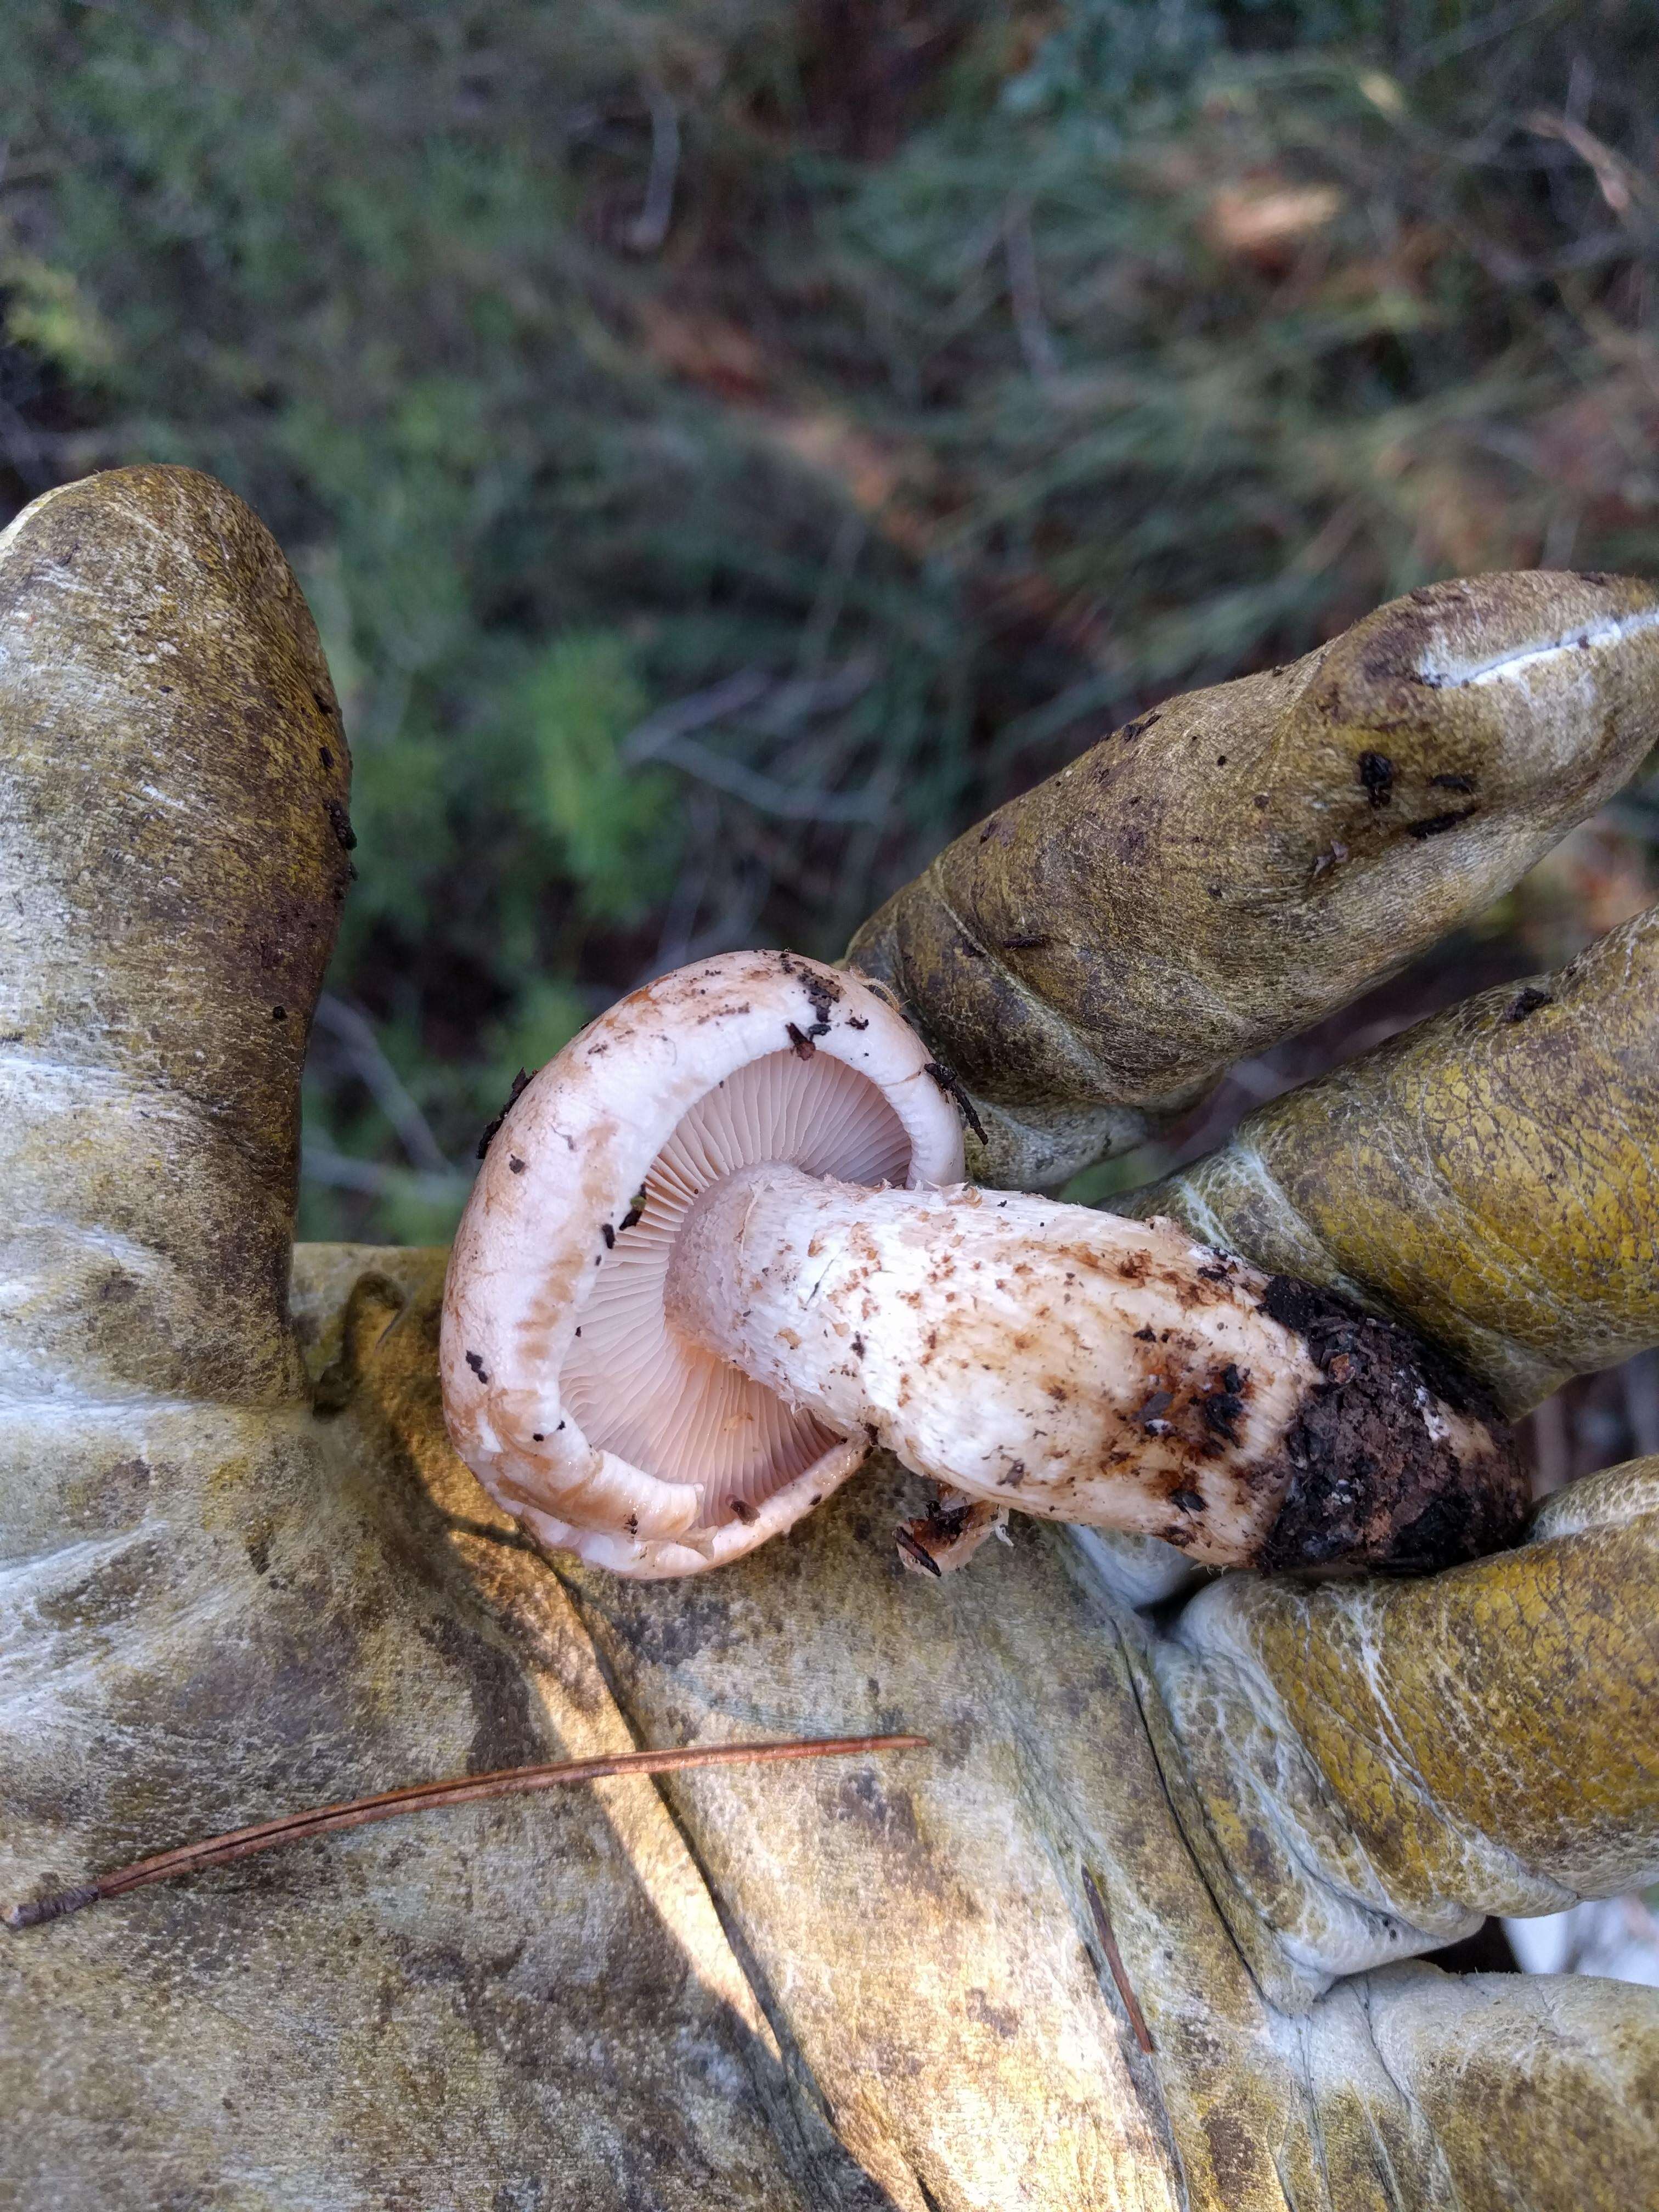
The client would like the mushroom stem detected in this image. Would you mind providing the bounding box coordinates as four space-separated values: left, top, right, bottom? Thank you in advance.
664 1164 1527 1571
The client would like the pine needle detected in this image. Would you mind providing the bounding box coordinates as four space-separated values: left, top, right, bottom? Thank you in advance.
3 1733 927 1932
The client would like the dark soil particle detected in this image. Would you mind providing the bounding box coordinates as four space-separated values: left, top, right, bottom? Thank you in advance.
1259 1275 1338 1339
1405 805 1479 840
477 1067 531 1159
1358 752 1395 806
1504 986 1553 1023
927 1497 973 1540
1200 1386 1245 1444
1255 1276 1526 1573
776 951 842 1029
923 1059 989 1144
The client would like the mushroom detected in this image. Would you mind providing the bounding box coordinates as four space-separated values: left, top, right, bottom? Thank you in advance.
442 952 1527 1579
440 950 963 1576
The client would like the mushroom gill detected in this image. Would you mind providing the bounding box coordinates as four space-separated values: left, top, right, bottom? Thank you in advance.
561 1048 910 1523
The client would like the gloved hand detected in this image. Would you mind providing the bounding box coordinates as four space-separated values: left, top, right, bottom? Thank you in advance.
3 466 1654 2212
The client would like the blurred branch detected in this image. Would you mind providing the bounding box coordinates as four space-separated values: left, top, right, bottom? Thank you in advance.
311 994 455 1175
0 396 59 490
746 652 880 737
1402 0 1568 80
1005 205 1060 386
619 670 772 763
797 511 866 678
1526 110 1659 221
640 730 886 822
639 808 770 984
623 82 680 255
300 1144 468 1206
621 656 885 822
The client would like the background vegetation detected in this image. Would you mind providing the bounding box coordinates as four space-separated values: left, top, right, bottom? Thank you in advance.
4 0 1658 1486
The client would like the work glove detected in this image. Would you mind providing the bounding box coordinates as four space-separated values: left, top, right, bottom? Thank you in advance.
2 465 1654 2212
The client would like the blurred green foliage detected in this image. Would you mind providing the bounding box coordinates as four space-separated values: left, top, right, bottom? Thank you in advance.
3 0 1658 1238
517 632 675 917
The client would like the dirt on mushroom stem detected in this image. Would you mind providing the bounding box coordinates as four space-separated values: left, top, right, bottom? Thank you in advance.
664 1164 1527 1572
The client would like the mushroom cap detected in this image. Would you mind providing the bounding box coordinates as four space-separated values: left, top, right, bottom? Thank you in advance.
439 950 965 1576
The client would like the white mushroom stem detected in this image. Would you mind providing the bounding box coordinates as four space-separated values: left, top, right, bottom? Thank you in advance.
664 1164 1525 1571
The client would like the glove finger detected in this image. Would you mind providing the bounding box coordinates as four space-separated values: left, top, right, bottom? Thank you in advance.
847 571 1659 1186
1147 1457 1659 1997
0 466 349 1412
1296 1961 1659 2211
1127 902 1659 1416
